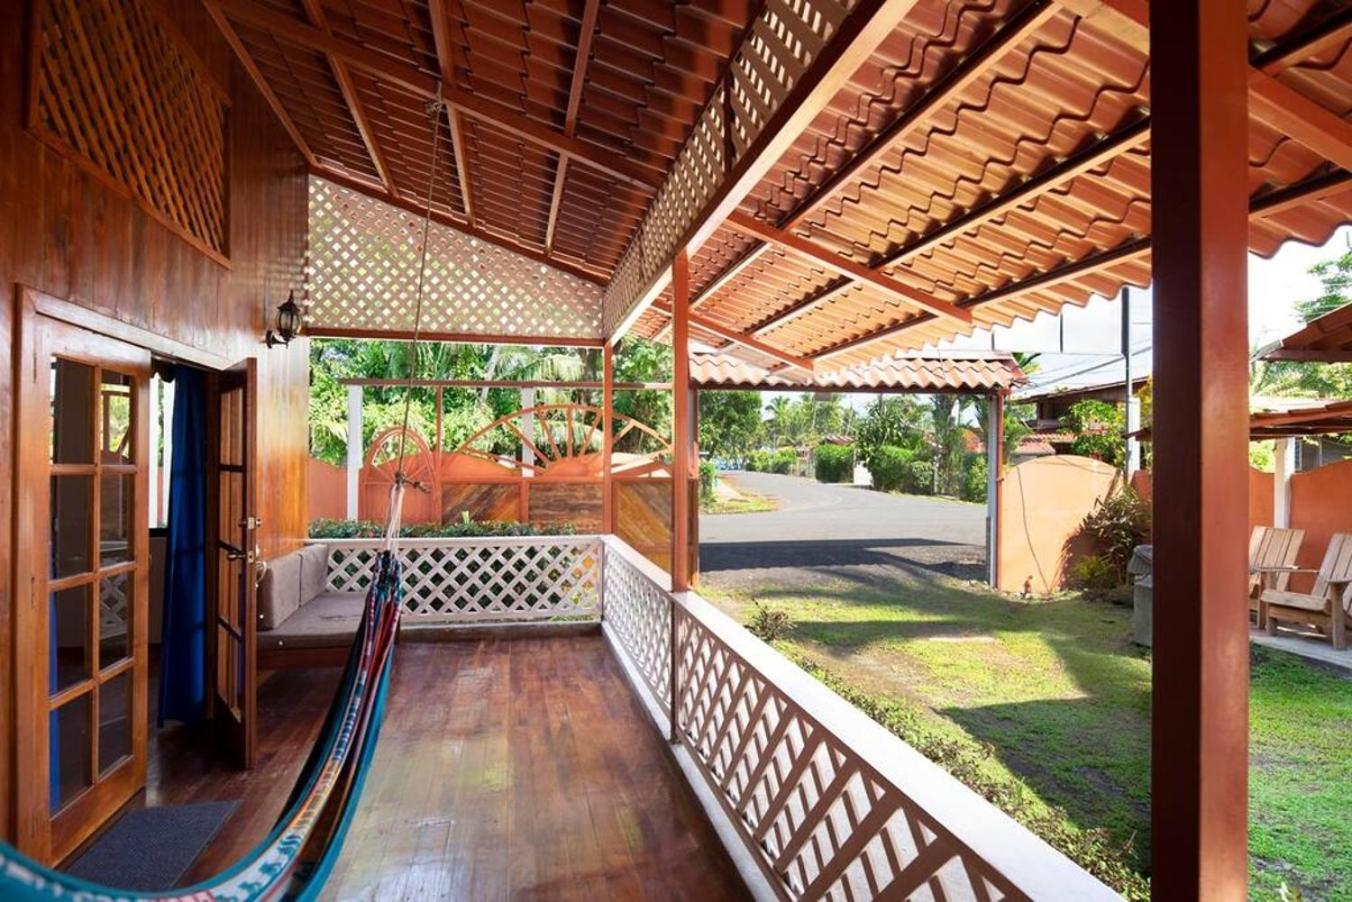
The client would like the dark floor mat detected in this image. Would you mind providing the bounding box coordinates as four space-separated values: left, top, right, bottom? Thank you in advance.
64 800 239 892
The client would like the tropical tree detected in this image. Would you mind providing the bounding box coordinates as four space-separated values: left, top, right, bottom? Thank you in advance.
699 391 763 463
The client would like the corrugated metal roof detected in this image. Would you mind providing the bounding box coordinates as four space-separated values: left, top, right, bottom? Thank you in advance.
1258 302 1352 362
690 350 1024 392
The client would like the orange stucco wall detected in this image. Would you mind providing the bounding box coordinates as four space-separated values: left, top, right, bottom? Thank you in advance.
1288 458 1352 593
307 457 348 523
1131 466 1272 540
997 455 1123 594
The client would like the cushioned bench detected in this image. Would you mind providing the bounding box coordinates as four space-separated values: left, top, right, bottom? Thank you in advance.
257 544 364 669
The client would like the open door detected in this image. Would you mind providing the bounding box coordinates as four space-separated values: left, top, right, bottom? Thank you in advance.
13 305 151 863
207 358 258 769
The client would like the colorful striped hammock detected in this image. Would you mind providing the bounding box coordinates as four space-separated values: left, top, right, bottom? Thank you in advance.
0 550 404 901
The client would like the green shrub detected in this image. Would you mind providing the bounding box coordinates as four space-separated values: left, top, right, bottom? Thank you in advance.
814 444 853 483
699 460 718 500
961 453 987 503
746 449 769 472
770 449 796 474
1080 487 1151 581
1067 553 1121 599
746 604 794 642
868 445 933 494
308 517 577 539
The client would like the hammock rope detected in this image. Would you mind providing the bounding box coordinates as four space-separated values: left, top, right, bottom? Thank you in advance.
0 81 447 902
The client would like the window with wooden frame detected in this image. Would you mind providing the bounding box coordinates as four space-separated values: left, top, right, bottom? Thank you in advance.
28 0 231 264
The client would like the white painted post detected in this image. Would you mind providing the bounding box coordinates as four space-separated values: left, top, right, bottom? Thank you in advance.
1273 436 1295 528
346 384 362 520
1122 287 1141 477
986 394 1002 587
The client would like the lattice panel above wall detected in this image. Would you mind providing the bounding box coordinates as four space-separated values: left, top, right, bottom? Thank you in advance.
601 0 857 335
31 0 229 261
307 178 603 340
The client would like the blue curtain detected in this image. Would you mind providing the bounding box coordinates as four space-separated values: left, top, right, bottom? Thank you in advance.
159 365 208 724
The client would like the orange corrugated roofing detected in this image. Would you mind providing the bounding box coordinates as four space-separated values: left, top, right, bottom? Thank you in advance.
690 350 1023 392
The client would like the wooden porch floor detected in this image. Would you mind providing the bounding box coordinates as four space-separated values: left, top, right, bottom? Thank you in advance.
321 634 745 900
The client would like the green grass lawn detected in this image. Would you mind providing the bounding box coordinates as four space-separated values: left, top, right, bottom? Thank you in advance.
702 575 1352 900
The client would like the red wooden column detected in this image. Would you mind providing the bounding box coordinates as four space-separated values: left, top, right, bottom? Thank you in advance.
671 250 693 591
1150 2 1251 898
602 343 615 534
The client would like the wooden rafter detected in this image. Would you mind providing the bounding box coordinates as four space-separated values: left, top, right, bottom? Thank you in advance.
653 301 814 373
546 0 602 253
298 0 397 198
213 0 662 192
809 164 1352 363
751 277 854 335
725 212 973 325
690 244 771 310
695 1 1060 313
609 0 926 343
204 1 315 168
1248 69 1352 172
427 0 474 225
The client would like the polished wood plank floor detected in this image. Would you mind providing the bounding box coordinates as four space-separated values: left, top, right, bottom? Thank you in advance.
321 635 746 901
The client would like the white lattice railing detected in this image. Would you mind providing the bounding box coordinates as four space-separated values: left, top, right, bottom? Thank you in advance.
315 536 602 623
600 536 1119 902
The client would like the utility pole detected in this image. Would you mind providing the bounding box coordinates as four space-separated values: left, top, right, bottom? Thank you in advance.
1123 286 1141 476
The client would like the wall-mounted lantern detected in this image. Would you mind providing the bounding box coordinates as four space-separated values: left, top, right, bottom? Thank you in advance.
265 289 305 348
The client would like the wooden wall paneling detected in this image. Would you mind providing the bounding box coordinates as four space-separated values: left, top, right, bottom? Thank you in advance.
614 479 674 571
442 483 521 523
527 482 603 532
1 0 312 839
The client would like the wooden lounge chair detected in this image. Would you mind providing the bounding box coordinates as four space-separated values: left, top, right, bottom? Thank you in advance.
1248 526 1304 627
1260 532 1352 650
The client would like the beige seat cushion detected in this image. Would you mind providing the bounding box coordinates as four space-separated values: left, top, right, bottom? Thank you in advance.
258 593 365 650
257 551 303 630
299 543 330 604
1261 589 1326 613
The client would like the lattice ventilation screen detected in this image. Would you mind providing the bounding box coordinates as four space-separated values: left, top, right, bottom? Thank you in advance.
307 178 604 340
31 0 229 261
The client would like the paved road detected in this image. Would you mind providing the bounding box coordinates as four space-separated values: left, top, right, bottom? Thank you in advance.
699 471 987 591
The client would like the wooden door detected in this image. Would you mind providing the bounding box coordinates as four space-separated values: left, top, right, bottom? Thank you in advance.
13 309 151 864
208 359 258 769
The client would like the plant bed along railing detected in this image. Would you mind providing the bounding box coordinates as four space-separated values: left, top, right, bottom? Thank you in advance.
315 536 602 623
601 536 1120 902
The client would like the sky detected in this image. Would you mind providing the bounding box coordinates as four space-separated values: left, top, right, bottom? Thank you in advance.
763 225 1352 413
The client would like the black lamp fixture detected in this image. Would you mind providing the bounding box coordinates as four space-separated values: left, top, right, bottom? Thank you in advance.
265 289 305 347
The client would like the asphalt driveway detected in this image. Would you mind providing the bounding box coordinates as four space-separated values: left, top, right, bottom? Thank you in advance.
699 471 987 591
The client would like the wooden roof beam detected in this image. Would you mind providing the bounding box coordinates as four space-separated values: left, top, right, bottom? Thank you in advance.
427 0 475 225
751 277 855 335
810 163 1352 362
1248 69 1352 172
608 0 926 343
204 2 316 168
653 301 814 373
725 212 973 325
692 1 1061 313
546 0 602 253
298 0 398 198
691 243 771 309
214 0 662 192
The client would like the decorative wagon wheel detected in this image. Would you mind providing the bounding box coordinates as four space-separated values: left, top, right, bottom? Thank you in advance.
364 426 438 497
448 404 671 476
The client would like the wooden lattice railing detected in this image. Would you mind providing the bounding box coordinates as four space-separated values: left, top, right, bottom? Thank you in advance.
599 537 1119 901
316 537 602 623
30 0 229 262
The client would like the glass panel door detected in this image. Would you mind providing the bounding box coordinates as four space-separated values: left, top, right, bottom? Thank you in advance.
14 311 151 864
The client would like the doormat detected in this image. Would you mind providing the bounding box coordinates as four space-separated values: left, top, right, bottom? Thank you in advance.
64 800 240 892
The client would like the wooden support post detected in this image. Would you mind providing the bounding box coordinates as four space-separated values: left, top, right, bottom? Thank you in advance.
346 384 362 519
671 250 692 591
986 392 1004 587
603 344 615 534
1274 437 1295 528
1151 2 1251 897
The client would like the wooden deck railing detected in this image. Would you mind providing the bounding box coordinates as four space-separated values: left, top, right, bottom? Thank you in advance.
316 536 603 623
600 536 1120 902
